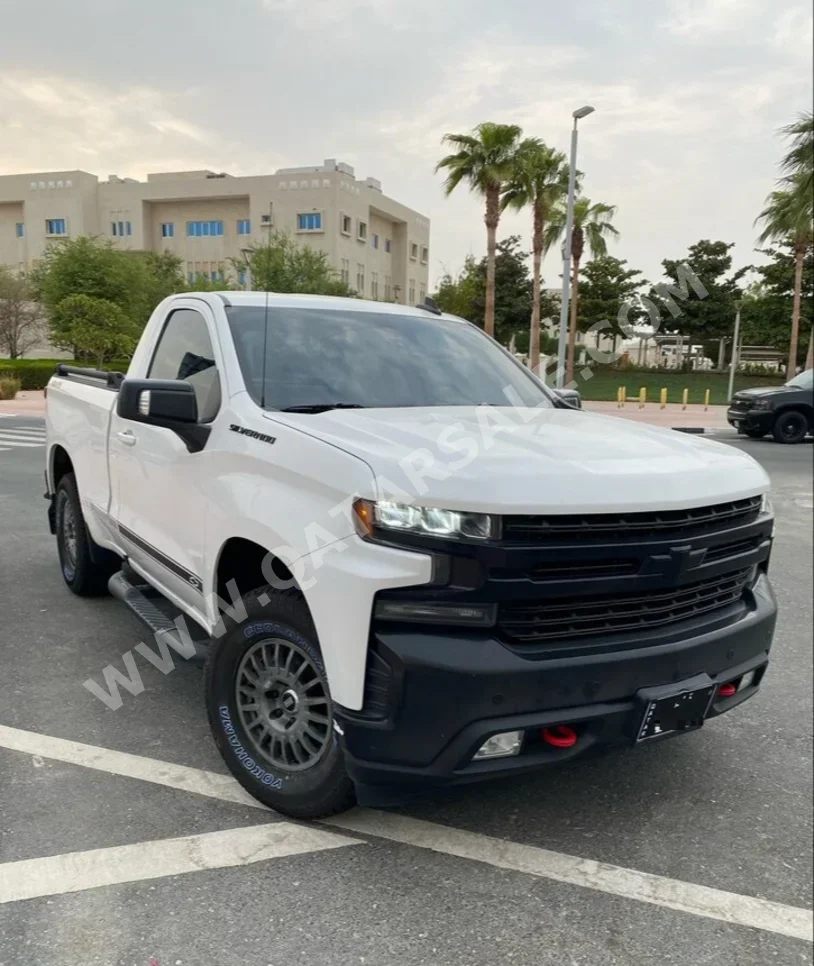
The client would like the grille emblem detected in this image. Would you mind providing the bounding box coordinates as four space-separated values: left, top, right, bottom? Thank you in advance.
640 545 708 582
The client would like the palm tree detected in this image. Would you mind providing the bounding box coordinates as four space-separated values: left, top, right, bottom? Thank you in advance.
436 123 523 337
756 173 813 379
501 139 570 371
780 111 813 197
545 197 619 383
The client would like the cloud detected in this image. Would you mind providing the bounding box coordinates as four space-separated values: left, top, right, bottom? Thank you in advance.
0 71 276 177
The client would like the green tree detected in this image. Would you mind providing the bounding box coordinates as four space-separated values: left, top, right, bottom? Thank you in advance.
756 174 814 378
0 268 44 359
233 231 354 296
501 138 569 371
779 111 813 197
433 255 481 319
436 122 524 338
577 256 645 352
51 295 141 367
545 197 619 382
651 240 746 367
741 243 814 367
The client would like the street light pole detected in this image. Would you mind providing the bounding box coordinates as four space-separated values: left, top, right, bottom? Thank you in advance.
727 303 742 402
556 106 594 388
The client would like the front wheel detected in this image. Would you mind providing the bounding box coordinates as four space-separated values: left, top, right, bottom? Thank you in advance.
204 586 355 819
773 410 809 444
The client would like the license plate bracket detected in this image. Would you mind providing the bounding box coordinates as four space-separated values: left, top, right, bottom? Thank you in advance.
636 676 716 743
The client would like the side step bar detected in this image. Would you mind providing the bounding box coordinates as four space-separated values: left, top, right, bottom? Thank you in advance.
108 570 213 665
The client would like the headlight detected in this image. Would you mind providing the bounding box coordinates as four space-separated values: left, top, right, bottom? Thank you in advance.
754 398 772 410
353 499 497 541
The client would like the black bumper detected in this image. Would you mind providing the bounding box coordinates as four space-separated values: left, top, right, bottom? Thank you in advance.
727 408 774 432
335 574 776 802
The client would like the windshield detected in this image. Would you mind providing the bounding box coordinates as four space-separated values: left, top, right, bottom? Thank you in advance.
226 306 554 410
786 369 813 390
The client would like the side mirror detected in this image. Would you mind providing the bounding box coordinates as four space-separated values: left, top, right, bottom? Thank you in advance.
552 387 583 409
117 379 210 452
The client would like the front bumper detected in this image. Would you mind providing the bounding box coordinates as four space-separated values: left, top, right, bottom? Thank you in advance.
335 574 777 803
727 407 774 432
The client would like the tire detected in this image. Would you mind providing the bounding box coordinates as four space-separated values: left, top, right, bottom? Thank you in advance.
55 473 119 596
205 586 355 819
772 409 808 445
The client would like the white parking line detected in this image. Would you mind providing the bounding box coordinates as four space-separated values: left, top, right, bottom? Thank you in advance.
1 724 811 941
328 811 814 943
0 822 361 904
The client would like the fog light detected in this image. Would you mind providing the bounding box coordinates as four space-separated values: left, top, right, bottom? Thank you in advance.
738 670 757 691
374 600 497 626
473 731 523 760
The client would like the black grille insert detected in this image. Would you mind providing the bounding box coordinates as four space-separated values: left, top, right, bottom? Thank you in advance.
502 497 762 544
498 567 752 644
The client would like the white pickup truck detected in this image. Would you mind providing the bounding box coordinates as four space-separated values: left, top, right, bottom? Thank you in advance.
45 292 778 818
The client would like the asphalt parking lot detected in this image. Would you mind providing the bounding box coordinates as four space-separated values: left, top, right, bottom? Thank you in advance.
0 414 812 966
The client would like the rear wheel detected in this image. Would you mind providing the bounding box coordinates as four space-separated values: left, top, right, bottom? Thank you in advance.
205 586 355 819
55 473 119 596
773 409 808 444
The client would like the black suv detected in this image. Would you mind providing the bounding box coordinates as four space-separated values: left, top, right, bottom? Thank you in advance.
727 368 813 443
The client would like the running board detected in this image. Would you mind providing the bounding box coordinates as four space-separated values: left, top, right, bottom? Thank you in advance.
108 571 213 665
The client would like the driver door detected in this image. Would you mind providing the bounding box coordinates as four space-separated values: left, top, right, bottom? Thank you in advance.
109 302 223 613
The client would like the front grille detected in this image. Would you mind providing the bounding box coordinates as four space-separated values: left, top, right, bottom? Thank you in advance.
502 496 762 544
498 567 752 644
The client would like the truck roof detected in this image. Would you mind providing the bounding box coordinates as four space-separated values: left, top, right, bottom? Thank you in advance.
197 290 468 323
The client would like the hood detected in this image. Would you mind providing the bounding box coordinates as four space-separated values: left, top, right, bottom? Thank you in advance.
266 406 769 514
733 385 791 399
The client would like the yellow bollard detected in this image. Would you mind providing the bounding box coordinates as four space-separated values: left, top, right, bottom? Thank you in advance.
682 388 688 410
660 388 667 410
639 387 646 409
621 386 627 407
617 386 622 408
704 388 710 411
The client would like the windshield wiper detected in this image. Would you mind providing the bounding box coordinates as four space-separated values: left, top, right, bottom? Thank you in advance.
279 403 368 414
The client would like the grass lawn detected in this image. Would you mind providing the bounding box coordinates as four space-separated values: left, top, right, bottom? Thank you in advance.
565 370 786 406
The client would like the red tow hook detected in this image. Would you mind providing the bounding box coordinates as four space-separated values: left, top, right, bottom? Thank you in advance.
718 682 738 698
542 725 578 749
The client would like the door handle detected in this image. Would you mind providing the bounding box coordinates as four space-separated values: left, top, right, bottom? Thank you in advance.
117 430 137 447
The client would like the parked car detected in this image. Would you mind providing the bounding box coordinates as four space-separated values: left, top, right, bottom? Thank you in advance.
45 292 776 818
727 369 813 444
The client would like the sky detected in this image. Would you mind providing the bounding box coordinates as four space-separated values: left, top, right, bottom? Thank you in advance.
1 0 811 289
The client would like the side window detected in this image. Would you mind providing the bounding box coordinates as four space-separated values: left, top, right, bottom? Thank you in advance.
148 308 221 423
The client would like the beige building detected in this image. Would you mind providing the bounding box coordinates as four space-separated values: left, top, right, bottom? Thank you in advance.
0 160 431 305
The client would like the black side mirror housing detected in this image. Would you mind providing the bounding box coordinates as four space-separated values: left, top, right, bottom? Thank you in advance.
551 387 583 409
117 379 210 452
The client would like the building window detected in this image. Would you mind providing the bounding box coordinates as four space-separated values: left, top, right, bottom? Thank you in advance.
421 246 429 264
161 222 174 238
357 221 367 241
371 272 379 299
45 219 67 236
384 276 392 301
237 218 251 235
340 258 350 285
410 242 418 260
112 220 132 237
297 212 323 231
408 279 416 304
385 238 392 254
356 264 365 293
340 214 352 236
420 284 426 303
261 213 272 225
15 223 24 238
187 220 224 237
371 233 379 249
